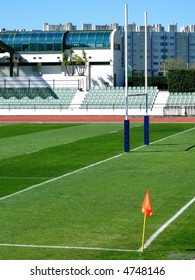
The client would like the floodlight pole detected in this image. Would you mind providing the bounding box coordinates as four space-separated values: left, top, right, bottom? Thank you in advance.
144 11 150 145
124 3 130 152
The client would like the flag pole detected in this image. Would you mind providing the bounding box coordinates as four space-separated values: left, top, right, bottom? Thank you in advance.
141 214 147 252
141 190 153 252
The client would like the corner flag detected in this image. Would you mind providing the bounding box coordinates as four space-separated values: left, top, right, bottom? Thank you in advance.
141 190 153 252
142 190 152 217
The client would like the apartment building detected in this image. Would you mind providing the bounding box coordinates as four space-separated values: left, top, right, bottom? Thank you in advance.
128 28 195 76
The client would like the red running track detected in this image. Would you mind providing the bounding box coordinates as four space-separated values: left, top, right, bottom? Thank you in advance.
0 115 195 123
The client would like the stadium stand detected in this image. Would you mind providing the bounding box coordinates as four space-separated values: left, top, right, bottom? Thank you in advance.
0 87 58 99
0 83 194 116
164 92 195 116
80 86 158 110
0 87 77 110
0 86 159 111
166 92 195 107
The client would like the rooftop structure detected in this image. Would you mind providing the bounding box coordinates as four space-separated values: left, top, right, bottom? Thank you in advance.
43 23 76 31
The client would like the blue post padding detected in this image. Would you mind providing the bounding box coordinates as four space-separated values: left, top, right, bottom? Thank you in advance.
144 115 150 145
124 119 130 152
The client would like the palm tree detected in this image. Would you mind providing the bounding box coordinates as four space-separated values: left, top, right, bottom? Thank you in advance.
75 50 87 76
63 49 87 76
63 49 75 76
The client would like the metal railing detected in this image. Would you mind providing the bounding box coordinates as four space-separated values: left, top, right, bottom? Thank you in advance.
0 78 82 90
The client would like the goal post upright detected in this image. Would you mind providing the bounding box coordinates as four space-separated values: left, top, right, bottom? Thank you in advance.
144 11 150 145
124 3 130 152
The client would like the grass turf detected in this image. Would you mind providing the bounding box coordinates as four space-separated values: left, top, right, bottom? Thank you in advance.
0 122 194 260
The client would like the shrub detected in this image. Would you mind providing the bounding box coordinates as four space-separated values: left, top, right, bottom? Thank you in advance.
167 69 195 92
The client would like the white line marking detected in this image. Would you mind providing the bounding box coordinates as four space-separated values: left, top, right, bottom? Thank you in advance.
0 243 138 253
26 150 39 154
139 196 195 251
0 126 194 202
0 153 124 202
132 126 195 151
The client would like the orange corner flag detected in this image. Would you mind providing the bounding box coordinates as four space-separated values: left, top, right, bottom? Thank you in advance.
142 190 153 217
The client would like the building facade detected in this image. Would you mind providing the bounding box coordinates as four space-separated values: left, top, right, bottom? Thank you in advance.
1 21 195 86
0 30 124 89
128 30 195 76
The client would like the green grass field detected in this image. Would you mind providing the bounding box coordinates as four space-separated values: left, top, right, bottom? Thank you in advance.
0 121 194 260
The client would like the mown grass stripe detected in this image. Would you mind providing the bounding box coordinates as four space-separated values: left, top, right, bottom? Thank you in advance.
0 153 124 202
0 126 194 202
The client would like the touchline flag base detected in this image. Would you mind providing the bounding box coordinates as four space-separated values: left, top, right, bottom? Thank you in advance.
141 190 153 252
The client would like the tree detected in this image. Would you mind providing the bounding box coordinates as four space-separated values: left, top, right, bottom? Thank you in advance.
160 58 188 76
63 49 75 76
167 69 195 92
74 50 87 75
63 49 87 76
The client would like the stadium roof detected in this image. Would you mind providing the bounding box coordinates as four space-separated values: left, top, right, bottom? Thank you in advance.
0 30 112 53
0 31 65 52
64 30 111 49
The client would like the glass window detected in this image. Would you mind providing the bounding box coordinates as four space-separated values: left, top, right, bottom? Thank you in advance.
95 32 104 47
13 33 22 51
65 33 72 48
22 44 29 51
114 43 120 50
64 31 111 49
104 32 110 47
0 34 9 44
79 33 88 47
54 43 61 51
87 32 95 48
46 32 54 43
22 33 30 51
45 33 54 51
53 33 63 51
38 33 46 51
46 43 53 51
29 33 38 51
1 31 111 52
71 33 79 47
7 34 15 47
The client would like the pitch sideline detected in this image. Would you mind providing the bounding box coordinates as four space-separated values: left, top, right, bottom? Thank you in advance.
0 126 194 253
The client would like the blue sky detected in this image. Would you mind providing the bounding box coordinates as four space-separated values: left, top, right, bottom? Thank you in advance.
1 0 194 31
